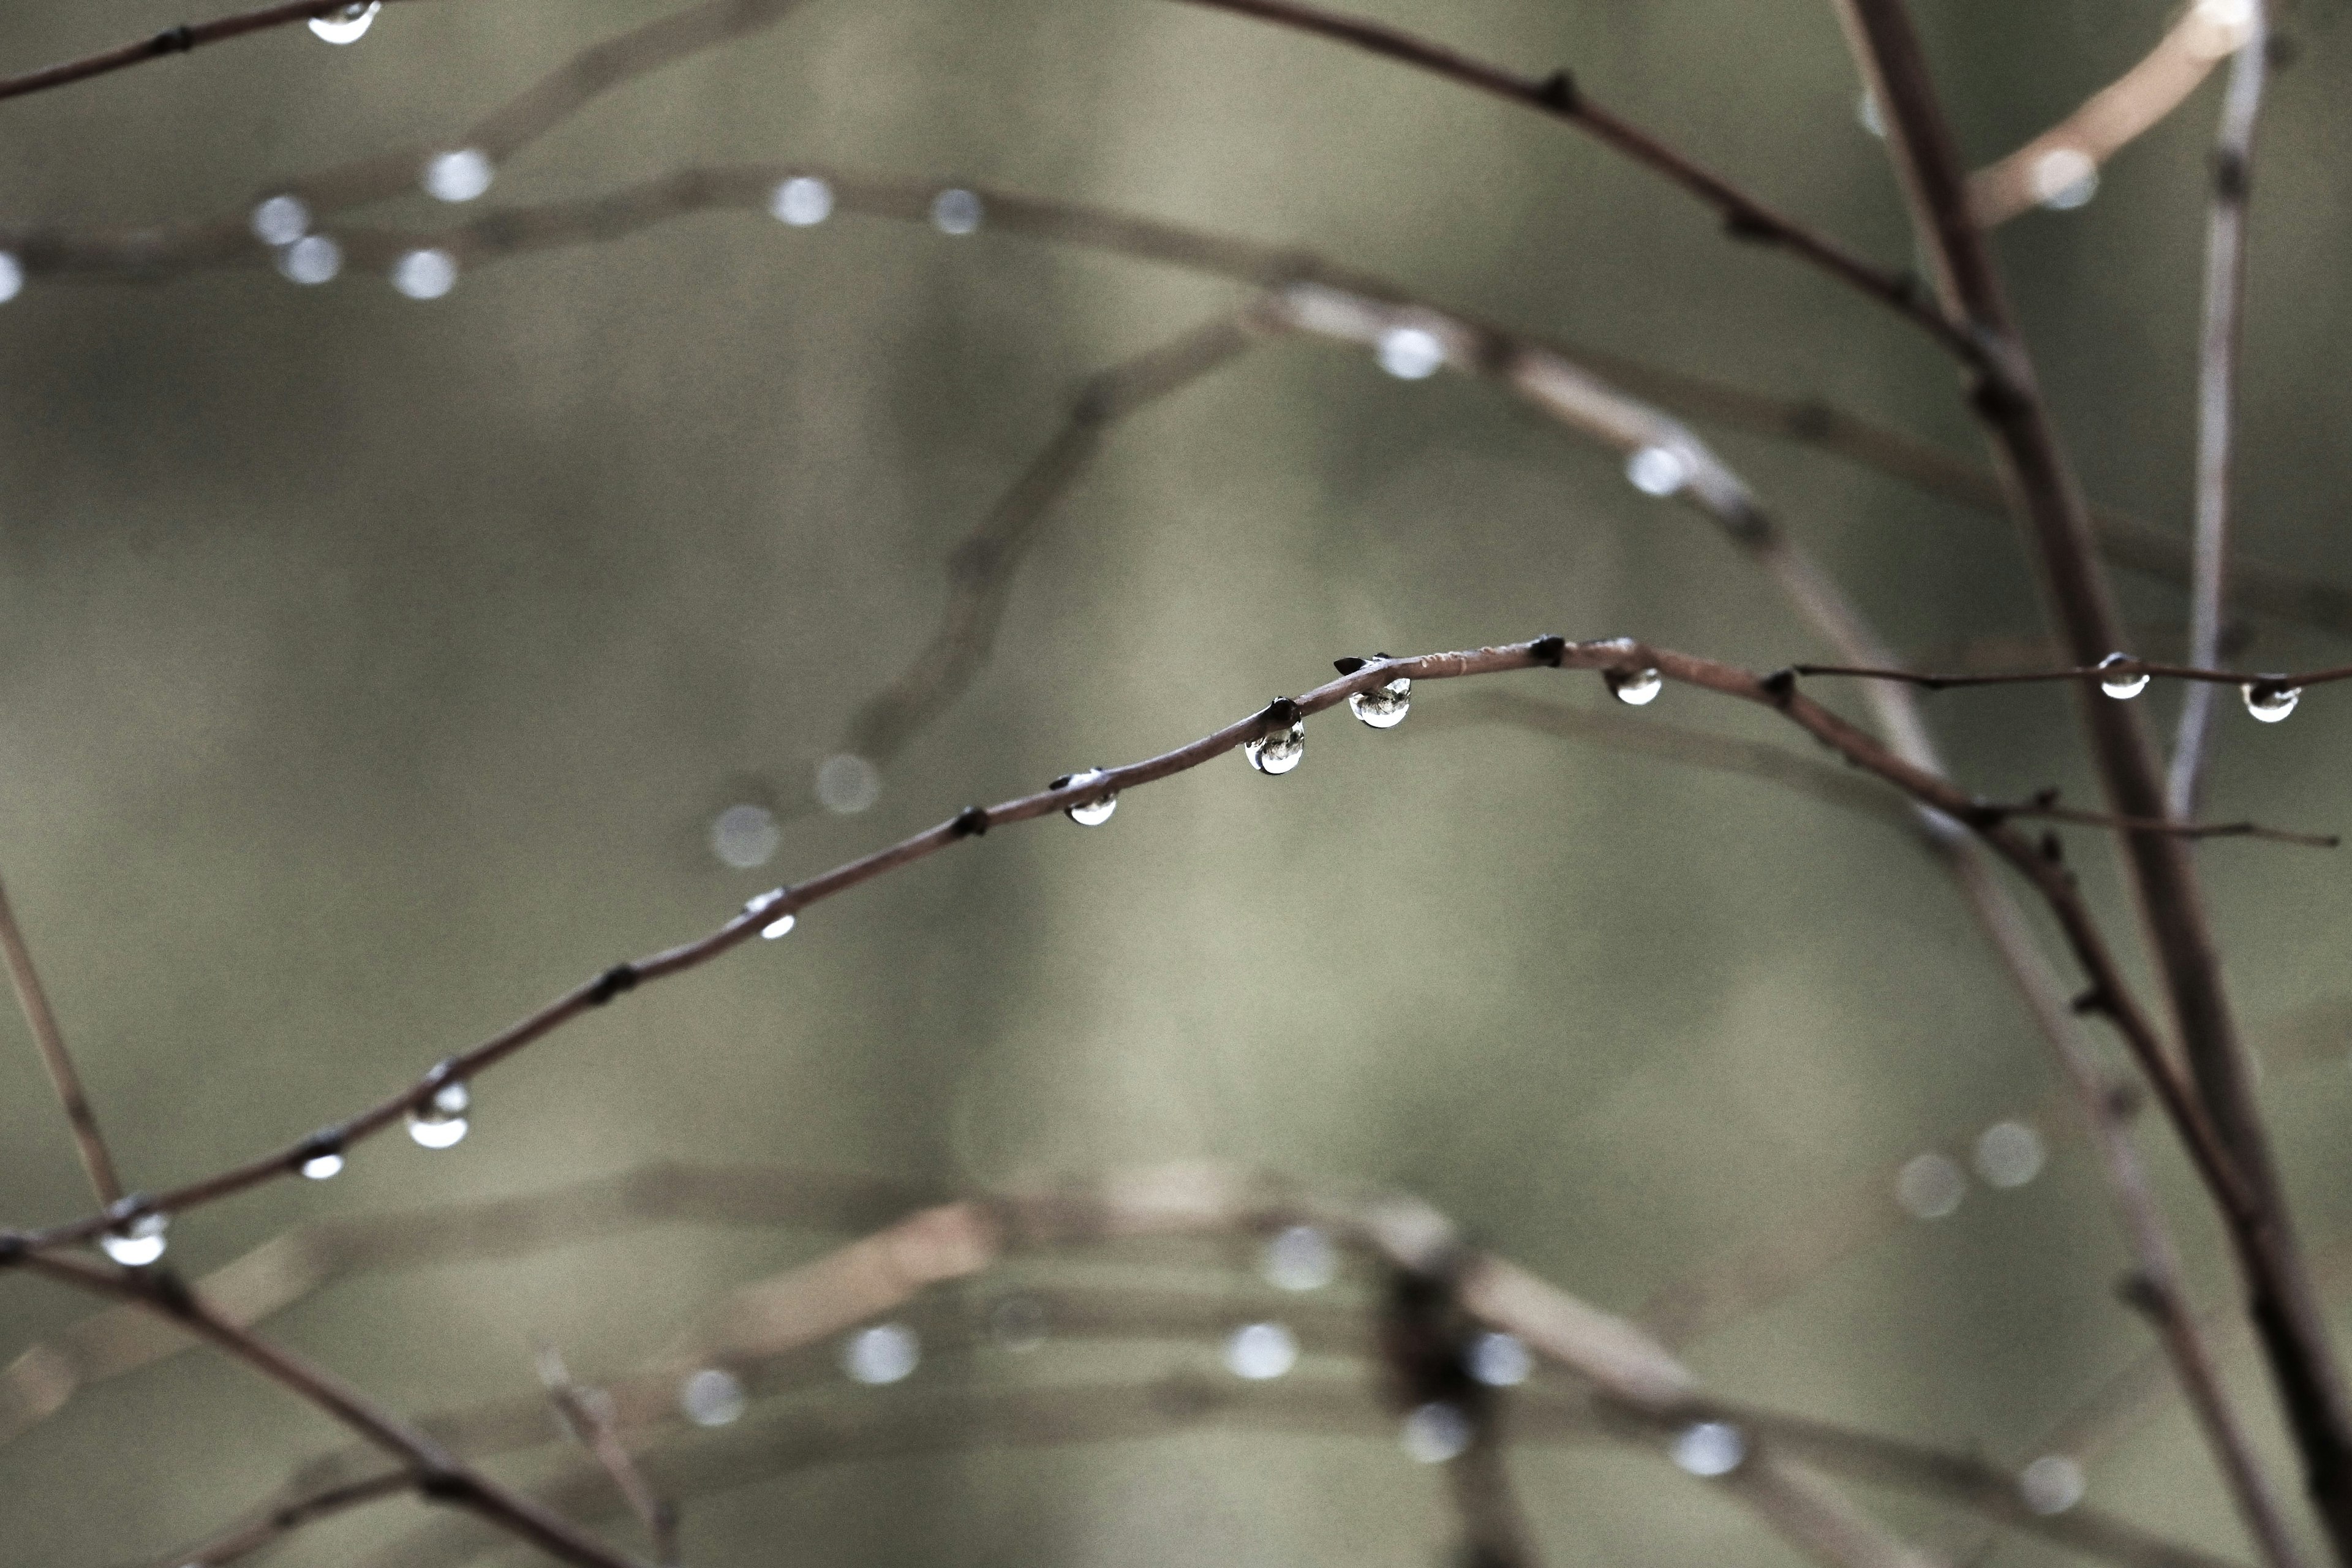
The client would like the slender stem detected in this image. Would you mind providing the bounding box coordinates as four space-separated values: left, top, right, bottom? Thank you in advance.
0 873 123 1210
540 1349 677 1567
0 1 433 104
1795 658 2351 691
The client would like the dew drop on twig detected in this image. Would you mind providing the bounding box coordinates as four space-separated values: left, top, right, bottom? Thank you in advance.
391 248 458 301
1607 668 1663 707
843 1322 919 1385
300 1150 346 1181
421 149 494 205
2030 148 2098 211
250 195 310 246
276 235 342 286
1245 720 1305 775
1349 673 1411 729
2243 680 2301 723
1224 1322 1299 1381
308 2 380 44
1056 767 1117 826
407 1079 470 1150
1672 1421 1746 1477
2096 653 2148 700
1625 445 1689 497
1375 326 1446 381
1469 1332 1531 1387
931 188 982 235
770 176 834 227
679 1367 745 1427
99 1210 168 1267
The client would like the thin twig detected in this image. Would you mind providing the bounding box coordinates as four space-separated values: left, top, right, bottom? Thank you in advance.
0 1 434 104
1794 658 2351 693
0 872 124 1210
539 1348 678 1567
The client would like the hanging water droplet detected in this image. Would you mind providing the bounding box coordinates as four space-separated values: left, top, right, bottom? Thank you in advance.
1263 1224 1336 1291
1972 1120 2045 1189
1625 445 1689 497
2019 1454 2086 1515
1056 768 1118 826
2096 652 2149 699
1672 1421 1747 1477
1245 720 1306 775
276 235 342 286
815 753 880 814
2030 148 2098 211
2243 680 2301 723
406 1078 470 1150
1607 667 1663 707
421 148 494 204
678 1367 746 1427
0 253 24 304
390 247 458 301
307 1 380 44
744 888 795 941
1469 1332 1532 1387
250 195 311 246
843 1322 920 1384
770 175 834 227
1400 1401 1472 1464
98 1210 168 1267
300 1150 346 1180
1349 673 1411 729
1375 326 1446 381
1224 1322 1300 1381
710 803 781 869
930 188 983 235
1896 1152 1965 1219
987 1294 1048 1352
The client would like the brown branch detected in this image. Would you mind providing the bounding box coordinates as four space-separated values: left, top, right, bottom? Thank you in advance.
0 1 434 105
151 1466 415 1568
0 871 124 1210
539 1349 677 1567
1793 658 2352 693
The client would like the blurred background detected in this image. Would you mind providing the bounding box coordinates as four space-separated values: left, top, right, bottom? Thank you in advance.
2 1 2351 1564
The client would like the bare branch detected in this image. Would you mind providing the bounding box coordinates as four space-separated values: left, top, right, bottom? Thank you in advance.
0 1 434 105
539 1348 678 1567
0 872 123 1210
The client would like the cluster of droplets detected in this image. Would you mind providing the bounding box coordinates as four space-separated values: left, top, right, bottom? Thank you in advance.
1054 768 1118 826
1896 1119 2046 1220
407 1072 470 1150
2095 650 2302 722
249 186 460 298
98 1204 168 1267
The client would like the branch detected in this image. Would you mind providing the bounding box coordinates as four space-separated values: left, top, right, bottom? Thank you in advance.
0 1 432 104
539 1348 677 1567
1793 658 2352 693
0 871 124 1209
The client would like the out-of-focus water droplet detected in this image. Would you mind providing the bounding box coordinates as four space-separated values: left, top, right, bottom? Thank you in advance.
815 753 880 814
391 247 458 300
1856 88 1885 138
761 911 796 940
2096 652 2148 699
744 888 794 941
99 1210 168 1267
1973 1120 2045 1189
422 148 494 204
277 235 342 285
1607 667 1663 707
1626 445 1689 497
1349 675 1411 729
300 1150 346 1180
710 802 780 869
1376 326 1446 381
308 1 380 44
931 188 982 235
1245 720 1306 775
251 195 311 246
2020 1454 2086 1515
1672 1421 1747 1477
987 1294 1047 1352
843 1322 920 1385
407 1079 470 1150
1057 767 1117 826
1896 1152 1965 1219
1224 1322 1299 1381
1401 1401 1472 1464
679 1367 745 1427
2243 680 2300 723
0 253 24 304
1469 1332 1531 1387
771 175 834 227
1264 1224 1337 1291
2031 148 2098 211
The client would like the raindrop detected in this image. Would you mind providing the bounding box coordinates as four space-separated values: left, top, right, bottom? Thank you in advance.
815 753 880 814
390 248 458 301
1896 1152 1965 1219
250 195 311 246
99 1210 168 1268
1972 1120 2046 1189
843 1322 920 1385
2096 653 2148 700
1400 1401 1472 1464
1625 445 1689 497
1469 1332 1531 1388
1224 1322 1300 1381
2243 680 2301 723
1263 1224 1337 1291
2030 148 2098 211
308 1 380 44
1672 1421 1747 1477
407 1079 470 1150
1349 674 1411 729
1245 719 1306 775
987 1294 1048 1352
679 1367 746 1427
300 1150 346 1181
2019 1454 2086 1515
1607 668 1663 707
0 253 23 304
710 803 780 869
1856 88 1885 138
761 912 796 940
1056 767 1118 827
770 175 834 227
1375 326 1446 381
744 888 795 940
931 188 983 235
421 148 494 204
276 235 342 286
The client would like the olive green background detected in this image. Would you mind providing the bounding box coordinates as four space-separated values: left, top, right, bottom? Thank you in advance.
2 1 2351 1564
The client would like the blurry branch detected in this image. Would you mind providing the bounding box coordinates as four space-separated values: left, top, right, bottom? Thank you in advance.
0 1 434 104
0 871 124 1210
538 1348 679 1568
1967 1 2256 228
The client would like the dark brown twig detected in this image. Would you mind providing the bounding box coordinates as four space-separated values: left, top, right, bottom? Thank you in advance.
0 872 123 1210
1794 658 2352 692
0 1 432 105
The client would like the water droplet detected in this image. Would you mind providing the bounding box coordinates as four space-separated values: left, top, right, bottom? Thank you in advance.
1972 1120 2045 1189
930 188 983 235
99 1210 168 1267
987 1294 1048 1352
1349 674 1411 729
307 1 380 43
251 195 311 246
1224 1322 1300 1381
745 888 796 938
421 148 494 205
300 1150 346 1181
1375 326 1446 381
843 1322 919 1385
1400 1401 1472 1464
770 175 834 227
276 234 342 286
0 253 24 304
2030 148 2098 211
1245 720 1306 775
1672 1421 1747 1477
1057 767 1118 826
1263 1224 1336 1291
2019 1454 2086 1515
1625 445 1689 497
1469 1332 1531 1387
1607 667 1663 707
710 803 781 869
1856 88 1885 138
1896 1152 1965 1219
2096 653 2148 700
2243 680 2301 723
679 1367 745 1427
390 247 458 300
815 753 880 814
407 1079 470 1150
